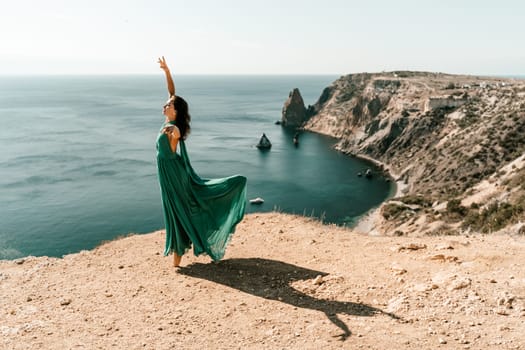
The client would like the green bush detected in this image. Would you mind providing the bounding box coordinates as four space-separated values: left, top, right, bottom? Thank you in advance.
382 203 406 220
462 201 524 233
396 195 433 207
447 199 467 218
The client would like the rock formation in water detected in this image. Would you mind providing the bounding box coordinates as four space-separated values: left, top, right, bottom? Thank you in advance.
303 71 525 235
281 88 308 127
256 133 272 149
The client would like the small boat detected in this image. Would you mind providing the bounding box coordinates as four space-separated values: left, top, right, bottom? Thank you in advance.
365 169 372 178
249 197 264 205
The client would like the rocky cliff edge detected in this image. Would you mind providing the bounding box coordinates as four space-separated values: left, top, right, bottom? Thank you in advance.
302 71 525 236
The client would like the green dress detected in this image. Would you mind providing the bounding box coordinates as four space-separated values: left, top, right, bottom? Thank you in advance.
156 120 247 261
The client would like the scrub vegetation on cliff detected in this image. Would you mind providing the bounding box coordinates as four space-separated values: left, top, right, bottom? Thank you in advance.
299 72 525 236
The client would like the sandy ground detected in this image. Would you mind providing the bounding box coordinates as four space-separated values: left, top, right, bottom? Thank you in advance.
2 212 525 349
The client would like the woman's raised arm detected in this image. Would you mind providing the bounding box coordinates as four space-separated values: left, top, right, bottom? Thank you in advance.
158 56 176 97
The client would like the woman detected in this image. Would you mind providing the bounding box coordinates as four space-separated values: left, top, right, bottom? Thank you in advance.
156 56 247 267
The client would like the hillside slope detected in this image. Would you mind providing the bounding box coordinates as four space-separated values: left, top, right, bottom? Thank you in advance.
302 72 525 235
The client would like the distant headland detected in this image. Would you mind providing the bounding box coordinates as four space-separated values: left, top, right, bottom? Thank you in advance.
282 71 525 236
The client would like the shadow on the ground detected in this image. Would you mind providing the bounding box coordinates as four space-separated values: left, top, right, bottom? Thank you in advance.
178 258 399 340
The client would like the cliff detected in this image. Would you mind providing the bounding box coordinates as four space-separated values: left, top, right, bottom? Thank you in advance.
281 88 308 127
302 72 525 236
2 212 525 349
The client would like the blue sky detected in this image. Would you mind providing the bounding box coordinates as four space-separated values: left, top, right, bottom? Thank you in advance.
1 0 523 75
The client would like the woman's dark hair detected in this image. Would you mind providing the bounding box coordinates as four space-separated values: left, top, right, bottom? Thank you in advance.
173 96 191 140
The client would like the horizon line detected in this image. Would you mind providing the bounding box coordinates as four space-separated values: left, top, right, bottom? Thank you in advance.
1 72 524 78
0 72 342 77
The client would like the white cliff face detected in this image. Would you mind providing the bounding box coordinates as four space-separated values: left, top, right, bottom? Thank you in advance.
302 71 525 234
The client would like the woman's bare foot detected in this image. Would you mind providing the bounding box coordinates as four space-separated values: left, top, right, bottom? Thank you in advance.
173 254 182 267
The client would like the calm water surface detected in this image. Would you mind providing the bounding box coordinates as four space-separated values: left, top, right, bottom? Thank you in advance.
0 75 393 258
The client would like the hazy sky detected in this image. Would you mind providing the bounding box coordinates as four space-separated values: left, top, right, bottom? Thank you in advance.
1 0 523 75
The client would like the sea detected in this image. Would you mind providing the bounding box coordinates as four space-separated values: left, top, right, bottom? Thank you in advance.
0 75 394 259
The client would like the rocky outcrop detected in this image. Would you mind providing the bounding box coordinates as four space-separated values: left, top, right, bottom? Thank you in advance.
303 71 525 235
425 95 467 111
281 88 307 127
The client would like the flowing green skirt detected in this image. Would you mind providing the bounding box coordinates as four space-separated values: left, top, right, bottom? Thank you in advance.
156 123 247 261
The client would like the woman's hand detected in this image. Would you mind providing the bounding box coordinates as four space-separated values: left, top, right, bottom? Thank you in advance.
162 125 174 134
158 56 175 96
158 56 170 72
163 125 181 153
162 125 181 139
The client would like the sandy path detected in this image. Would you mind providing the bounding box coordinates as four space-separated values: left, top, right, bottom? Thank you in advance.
1 213 525 349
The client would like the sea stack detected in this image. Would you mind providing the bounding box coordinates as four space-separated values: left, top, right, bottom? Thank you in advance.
281 88 307 127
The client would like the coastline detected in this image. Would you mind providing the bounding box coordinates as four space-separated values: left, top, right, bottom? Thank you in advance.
300 126 404 233
349 152 407 198
338 149 407 235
